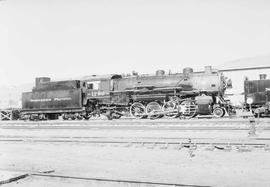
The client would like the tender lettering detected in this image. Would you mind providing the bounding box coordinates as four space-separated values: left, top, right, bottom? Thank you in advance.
30 97 72 102
54 97 72 101
30 99 51 102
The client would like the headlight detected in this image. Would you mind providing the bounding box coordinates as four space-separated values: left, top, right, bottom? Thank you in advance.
247 98 253 104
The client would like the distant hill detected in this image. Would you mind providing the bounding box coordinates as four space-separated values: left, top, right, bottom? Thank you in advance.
0 83 33 108
215 54 270 70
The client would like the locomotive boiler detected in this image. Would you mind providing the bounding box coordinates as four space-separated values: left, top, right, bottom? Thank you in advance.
244 74 270 117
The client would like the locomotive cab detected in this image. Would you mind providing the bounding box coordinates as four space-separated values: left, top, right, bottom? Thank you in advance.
84 74 122 103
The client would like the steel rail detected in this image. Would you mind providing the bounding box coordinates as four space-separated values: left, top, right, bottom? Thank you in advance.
3 135 270 140
1 125 269 130
0 168 210 187
1 118 269 125
1 138 269 147
31 173 211 187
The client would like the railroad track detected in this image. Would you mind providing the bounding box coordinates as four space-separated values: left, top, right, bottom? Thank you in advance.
0 125 269 130
1 118 269 131
0 122 270 130
0 169 210 187
1 136 270 151
31 173 211 187
1 118 270 125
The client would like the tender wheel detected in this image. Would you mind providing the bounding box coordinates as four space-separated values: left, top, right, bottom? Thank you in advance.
62 114 68 120
178 100 197 119
213 107 225 118
130 102 146 119
146 102 162 119
76 115 83 120
29 115 35 121
162 101 179 118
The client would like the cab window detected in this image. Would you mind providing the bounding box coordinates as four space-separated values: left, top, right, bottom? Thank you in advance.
87 83 93 89
87 81 100 90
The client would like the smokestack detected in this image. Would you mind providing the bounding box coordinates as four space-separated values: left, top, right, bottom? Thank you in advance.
156 70 165 76
204 66 212 74
183 67 193 76
259 74 267 80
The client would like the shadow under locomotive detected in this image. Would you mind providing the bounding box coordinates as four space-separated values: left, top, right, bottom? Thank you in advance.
21 66 233 120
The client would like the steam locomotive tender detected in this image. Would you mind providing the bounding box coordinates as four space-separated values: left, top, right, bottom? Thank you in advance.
244 74 270 117
21 66 231 120
21 77 89 120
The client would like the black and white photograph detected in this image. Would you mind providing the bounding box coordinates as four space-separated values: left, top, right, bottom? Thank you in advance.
0 0 270 186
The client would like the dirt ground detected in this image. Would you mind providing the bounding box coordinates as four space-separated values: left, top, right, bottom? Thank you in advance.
1 120 270 186
1 126 270 139
1 140 270 187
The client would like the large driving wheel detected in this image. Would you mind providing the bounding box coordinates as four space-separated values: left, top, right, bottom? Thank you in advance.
162 101 179 118
130 102 146 119
146 102 162 119
178 100 197 119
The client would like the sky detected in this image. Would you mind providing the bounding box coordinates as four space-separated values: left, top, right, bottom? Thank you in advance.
0 0 270 86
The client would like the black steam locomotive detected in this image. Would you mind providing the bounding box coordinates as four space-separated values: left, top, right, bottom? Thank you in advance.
244 74 270 117
21 66 232 120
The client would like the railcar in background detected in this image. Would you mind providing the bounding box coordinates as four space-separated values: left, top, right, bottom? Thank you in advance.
244 74 270 117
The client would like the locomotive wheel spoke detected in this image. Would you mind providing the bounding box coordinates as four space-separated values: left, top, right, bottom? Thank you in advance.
162 101 179 118
178 100 197 119
130 102 146 119
146 102 162 119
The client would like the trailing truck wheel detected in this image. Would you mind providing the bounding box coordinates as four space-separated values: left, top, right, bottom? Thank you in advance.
83 114 92 120
105 110 113 120
162 101 179 118
178 100 197 119
112 114 122 119
105 110 122 120
213 107 225 118
130 102 146 119
146 102 162 119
